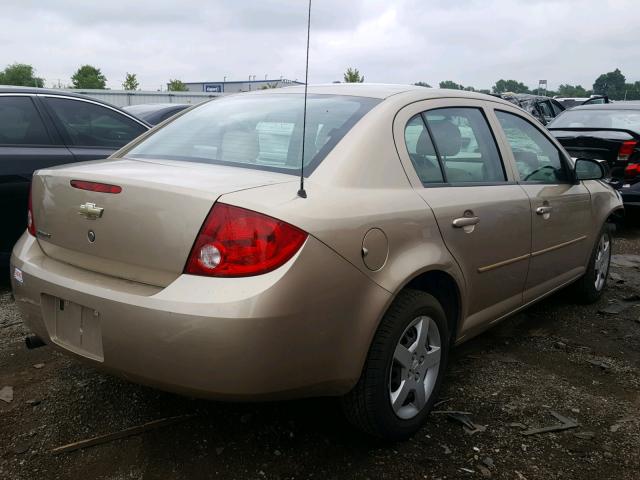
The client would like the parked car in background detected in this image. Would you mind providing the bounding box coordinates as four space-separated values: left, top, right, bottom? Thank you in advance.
495 93 565 125
554 95 610 109
547 103 640 207
11 85 622 440
0 87 150 267
123 103 191 125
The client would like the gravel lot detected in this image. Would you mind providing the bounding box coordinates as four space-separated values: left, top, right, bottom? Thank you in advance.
1 222 639 480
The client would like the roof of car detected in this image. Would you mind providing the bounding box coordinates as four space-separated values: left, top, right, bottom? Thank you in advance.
570 102 640 111
124 103 190 113
0 85 96 99
245 83 515 104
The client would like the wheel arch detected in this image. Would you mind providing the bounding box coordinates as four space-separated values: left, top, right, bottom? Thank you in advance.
397 269 463 346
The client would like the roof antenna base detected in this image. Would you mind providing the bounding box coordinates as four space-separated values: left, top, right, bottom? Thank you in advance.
297 187 307 198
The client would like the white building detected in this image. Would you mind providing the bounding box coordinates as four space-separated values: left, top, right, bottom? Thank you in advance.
180 78 304 94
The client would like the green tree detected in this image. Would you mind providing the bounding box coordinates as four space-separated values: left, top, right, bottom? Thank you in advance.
343 67 364 83
439 80 465 90
492 79 530 94
71 65 106 89
414 81 431 87
122 72 139 91
621 81 640 100
0 63 44 87
167 79 188 91
556 84 589 97
593 68 625 99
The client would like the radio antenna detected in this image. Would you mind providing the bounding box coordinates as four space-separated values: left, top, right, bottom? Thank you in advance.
297 0 312 199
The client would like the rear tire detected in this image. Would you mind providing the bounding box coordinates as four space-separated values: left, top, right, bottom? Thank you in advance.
341 289 450 440
572 225 612 304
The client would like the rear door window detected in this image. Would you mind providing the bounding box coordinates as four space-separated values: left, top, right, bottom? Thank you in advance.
404 115 444 184
44 97 146 148
0 96 51 145
422 107 506 183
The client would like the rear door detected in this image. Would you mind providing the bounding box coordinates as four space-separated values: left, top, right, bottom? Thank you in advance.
41 96 148 161
395 98 531 337
0 94 73 261
492 108 592 301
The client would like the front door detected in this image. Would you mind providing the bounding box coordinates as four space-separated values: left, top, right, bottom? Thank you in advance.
493 109 592 302
396 100 532 339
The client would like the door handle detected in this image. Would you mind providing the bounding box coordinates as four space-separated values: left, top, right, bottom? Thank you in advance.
536 206 553 215
452 216 480 228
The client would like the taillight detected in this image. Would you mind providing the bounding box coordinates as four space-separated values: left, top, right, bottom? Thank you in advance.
185 203 308 277
625 163 640 179
70 180 122 194
27 181 36 236
617 140 637 162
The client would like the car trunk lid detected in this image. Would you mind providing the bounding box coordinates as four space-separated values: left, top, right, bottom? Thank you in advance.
31 158 294 286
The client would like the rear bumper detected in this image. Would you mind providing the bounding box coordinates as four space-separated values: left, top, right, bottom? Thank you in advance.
11 234 391 400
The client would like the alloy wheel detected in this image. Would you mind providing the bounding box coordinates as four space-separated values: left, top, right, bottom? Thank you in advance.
594 232 611 292
389 315 442 420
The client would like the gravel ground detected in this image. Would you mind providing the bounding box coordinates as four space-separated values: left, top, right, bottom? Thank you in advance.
1 223 639 480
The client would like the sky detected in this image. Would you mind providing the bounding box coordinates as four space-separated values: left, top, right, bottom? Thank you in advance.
0 0 638 91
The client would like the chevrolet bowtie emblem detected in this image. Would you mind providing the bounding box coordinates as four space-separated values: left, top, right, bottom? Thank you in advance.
78 202 104 220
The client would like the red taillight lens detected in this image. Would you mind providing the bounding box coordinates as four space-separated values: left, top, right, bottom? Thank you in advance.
185 203 308 277
27 181 36 236
70 180 122 194
625 163 640 178
618 140 637 161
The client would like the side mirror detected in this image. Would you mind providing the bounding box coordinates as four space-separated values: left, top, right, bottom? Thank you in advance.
575 158 605 181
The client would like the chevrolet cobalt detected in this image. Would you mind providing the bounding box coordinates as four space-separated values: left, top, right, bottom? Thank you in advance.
11 85 622 439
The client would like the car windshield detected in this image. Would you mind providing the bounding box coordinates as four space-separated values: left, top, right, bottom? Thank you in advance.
549 109 640 133
125 93 380 176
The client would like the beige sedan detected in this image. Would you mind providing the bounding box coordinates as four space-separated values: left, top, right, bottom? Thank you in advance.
11 84 622 439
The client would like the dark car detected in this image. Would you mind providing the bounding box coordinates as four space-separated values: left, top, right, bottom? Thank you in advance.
123 103 191 125
547 103 640 207
554 95 610 109
0 87 150 267
495 93 565 125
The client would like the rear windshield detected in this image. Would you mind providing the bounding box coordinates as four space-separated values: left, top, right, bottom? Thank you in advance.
549 109 640 132
124 94 379 176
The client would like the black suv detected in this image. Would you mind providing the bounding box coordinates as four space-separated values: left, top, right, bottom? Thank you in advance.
0 87 150 268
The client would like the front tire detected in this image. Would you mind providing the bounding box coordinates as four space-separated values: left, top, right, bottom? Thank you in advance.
572 225 612 304
341 290 450 440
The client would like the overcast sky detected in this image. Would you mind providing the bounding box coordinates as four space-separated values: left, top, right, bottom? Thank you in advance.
1 0 638 91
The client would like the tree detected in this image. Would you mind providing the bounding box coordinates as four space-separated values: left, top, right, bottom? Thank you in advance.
71 65 106 89
593 68 626 99
0 63 44 87
167 79 188 91
343 68 364 83
621 81 640 100
439 80 465 90
556 84 589 97
122 72 139 91
414 81 431 88
492 79 530 94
